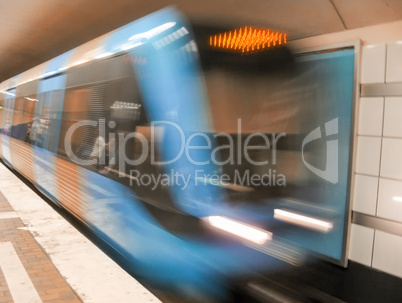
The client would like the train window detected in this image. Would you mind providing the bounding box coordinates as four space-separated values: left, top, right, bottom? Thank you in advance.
203 66 308 201
58 87 92 158
0 92 4 133
2 90 15 137
33 90 64 151
59 54 148 175
30 75 68 153
58 53 174 210
11 87 37 142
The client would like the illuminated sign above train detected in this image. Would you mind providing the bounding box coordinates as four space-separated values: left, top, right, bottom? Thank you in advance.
209 26 287 53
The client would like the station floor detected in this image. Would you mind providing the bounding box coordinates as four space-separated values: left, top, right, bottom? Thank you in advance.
0 162 161 303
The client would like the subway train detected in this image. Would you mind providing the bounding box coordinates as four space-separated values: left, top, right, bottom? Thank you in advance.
0 8 355 302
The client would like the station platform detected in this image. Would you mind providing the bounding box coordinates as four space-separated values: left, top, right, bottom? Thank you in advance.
0 162 161 303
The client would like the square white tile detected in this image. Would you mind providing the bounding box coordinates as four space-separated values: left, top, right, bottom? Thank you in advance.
352 174 378 216
372 230 402 278
361 44 386 84
386 41 402 83
358 97 384 136
377 178 402 222
355 136 382 176
380 138 402 180
383 97 402 138
348 224 374 267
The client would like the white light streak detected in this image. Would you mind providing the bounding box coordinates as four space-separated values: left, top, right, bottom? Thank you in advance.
43 71 57 78
95 52 113 59
153 27 189 50
1 90 15 97
206 216 272 244
71 59 89 67
123 22 177 51
128 22 176 41
274 209 333 233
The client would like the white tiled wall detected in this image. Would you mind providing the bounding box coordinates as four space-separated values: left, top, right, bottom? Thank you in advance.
358 97 383 136
377 178 402 223
386 42 402 83
353 174 378 216
348 224 374 267
380 138 402 180
350 39 402 278
361 44 386 84
372 231 402 278
383 97 402 137
355 136 381 176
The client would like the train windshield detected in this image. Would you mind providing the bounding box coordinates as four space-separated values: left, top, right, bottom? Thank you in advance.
200 45 321 204
198 38 355 261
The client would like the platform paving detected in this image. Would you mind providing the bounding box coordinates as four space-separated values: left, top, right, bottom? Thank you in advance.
0 192 81 303
0 162 161 303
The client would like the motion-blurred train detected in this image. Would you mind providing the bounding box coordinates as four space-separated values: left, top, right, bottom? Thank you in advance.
0 8 355 302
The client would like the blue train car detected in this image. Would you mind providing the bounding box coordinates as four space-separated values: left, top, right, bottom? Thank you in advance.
0 7 355 302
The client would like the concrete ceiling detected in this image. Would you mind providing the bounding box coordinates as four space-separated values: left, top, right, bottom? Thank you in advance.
0 0 401 82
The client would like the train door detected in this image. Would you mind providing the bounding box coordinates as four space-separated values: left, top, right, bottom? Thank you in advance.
1 89 16 166
32 75 67 201
9 82 38 182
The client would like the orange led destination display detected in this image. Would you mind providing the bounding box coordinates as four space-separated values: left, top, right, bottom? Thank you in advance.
209 26 287 53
